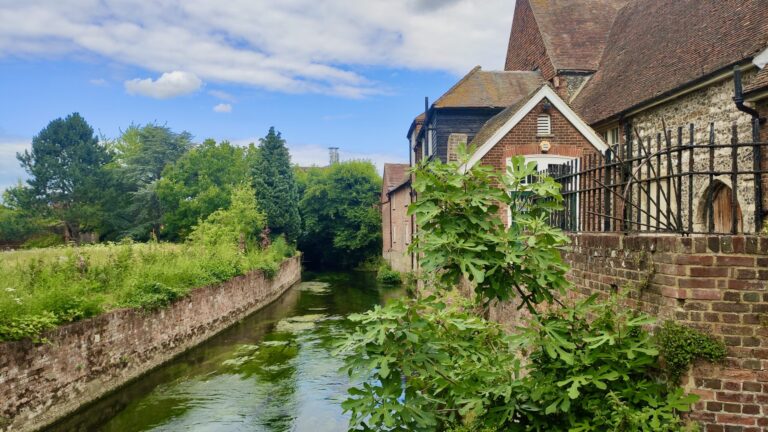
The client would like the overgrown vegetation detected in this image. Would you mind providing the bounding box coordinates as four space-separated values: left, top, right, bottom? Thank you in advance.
376 263 402 285
657 321 727 383
337 147 709 431
297 160 382 269
339 295 699 431
0 185 294 342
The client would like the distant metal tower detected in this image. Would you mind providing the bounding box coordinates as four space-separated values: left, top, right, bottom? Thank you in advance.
328 147 339 165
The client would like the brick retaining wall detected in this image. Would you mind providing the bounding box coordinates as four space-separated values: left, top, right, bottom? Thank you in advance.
0 255 301 432
564 234 767 430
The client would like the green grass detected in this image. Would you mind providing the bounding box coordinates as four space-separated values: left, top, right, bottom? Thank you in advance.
0 238 295 342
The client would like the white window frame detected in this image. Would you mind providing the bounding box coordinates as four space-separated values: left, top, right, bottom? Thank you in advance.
603 127 620 148
506 155 579 228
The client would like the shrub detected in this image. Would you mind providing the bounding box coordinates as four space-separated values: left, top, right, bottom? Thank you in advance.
656 321 727 384
376 263 402 285
338 294 699 432
22 232 65 249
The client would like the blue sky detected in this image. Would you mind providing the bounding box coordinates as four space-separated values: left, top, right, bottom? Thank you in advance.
0 0 515 193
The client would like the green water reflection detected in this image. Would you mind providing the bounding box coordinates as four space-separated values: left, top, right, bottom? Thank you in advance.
47 271 403 432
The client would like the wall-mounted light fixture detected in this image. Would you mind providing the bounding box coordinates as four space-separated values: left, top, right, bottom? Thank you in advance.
542 100 552 113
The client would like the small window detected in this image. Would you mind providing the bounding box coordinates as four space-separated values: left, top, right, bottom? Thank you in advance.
603 127 620 147
537 114 551 136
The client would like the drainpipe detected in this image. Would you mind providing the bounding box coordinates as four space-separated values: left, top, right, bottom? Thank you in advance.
733 66 766 124
733 66 766 232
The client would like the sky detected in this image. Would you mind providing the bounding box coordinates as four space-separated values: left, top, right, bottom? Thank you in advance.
0 0 516 193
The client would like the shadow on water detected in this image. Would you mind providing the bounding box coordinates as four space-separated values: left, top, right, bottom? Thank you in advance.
46 271 404 432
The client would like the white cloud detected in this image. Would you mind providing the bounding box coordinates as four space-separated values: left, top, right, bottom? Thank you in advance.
0 138 30 195
124 71 203 99
209 89 236 102
213 103 232 113
0 0 514 97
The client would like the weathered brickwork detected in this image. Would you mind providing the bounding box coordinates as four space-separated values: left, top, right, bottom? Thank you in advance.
0 256 301 432
565 233 768 430
382 200 392 252
503 0 555 80
488 233 768 430
384 184 413 273
478 100 602 221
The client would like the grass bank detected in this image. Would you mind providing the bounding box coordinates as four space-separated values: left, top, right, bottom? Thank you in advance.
0 239 295 342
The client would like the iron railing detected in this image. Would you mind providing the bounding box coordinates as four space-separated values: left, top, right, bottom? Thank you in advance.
538 120 767 235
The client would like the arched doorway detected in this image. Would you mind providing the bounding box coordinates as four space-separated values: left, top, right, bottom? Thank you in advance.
704 182 743 233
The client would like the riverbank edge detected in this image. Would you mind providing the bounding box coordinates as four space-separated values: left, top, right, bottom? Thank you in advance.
0 254 302 432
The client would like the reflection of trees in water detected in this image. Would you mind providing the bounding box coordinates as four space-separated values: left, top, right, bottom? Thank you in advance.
222 332 300 431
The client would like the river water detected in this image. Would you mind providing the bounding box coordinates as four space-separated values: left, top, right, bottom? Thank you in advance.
47 271 404 432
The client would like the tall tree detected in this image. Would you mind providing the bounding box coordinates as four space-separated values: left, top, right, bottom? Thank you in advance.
157 139 251 240
298 161 381 268
112 124 193 239
251 127 300 241
17 113 110 241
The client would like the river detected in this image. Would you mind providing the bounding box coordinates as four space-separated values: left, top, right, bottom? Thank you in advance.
46 271 404 432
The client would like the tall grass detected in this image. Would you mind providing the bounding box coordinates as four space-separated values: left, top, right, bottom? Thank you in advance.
0 238 294 342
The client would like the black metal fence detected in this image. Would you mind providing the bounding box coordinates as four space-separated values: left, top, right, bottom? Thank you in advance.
539 119 767 235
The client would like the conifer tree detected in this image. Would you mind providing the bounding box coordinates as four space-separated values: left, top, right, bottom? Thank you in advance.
251 127 300 242
17 113 111 241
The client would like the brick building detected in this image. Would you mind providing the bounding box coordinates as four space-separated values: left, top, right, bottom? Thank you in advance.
381 163 413 273
388 0 768 428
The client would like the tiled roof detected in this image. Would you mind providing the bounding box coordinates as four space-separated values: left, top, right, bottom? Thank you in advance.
407 113 425 138
470 85 545 147
745 67 768 97
527 0 627 72
573 0 768 124
382 163 410 197
433 66 544 108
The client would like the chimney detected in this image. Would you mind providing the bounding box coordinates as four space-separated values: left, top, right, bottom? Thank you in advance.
328 147 339 165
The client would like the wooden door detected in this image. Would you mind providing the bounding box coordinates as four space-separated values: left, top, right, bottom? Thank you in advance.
712 184 742 233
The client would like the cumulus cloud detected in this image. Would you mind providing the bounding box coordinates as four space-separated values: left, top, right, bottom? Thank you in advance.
213 103 232 113
0 0 514 97
124 71 203 99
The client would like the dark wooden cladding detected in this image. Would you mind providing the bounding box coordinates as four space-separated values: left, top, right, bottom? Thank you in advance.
535 122 767 235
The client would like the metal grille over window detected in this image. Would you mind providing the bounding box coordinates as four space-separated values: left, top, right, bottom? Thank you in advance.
537 114 551 136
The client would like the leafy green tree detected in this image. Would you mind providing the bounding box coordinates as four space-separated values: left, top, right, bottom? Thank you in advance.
17 113 110 241
251 127 300 242
0 183 56 244
409 147 570 310
112 123 193 239
298 161 382 268
188 184 267 248
157 139 251 240
338 152 702 431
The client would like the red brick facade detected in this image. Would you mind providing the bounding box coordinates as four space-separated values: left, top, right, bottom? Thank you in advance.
479 100 601 170
503 0 555 80
566 234 768 430
384 184 414 273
